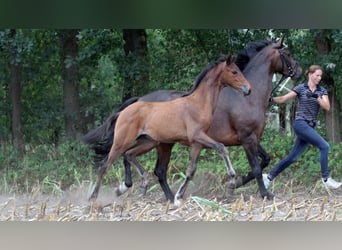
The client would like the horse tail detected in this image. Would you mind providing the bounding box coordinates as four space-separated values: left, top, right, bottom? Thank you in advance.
81 96 140 164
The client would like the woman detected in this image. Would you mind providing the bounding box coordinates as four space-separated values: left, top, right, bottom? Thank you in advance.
263 65 341 189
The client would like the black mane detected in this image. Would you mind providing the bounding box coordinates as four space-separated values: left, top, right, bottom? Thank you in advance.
182 55 228 97
181 40 273 97
235 40 273 71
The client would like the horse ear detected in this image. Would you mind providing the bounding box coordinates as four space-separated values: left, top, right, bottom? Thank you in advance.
226 55 236 65
277 36 285 47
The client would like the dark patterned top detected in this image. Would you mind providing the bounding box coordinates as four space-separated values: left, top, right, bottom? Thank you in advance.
292 82 328 122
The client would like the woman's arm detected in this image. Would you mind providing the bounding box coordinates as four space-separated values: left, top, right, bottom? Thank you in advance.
272 90 297 104
317 94 330 111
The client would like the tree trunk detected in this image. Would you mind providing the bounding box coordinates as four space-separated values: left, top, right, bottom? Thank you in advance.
62 29 81 140
315 30 341 143
324 75 340 143
122 29 149 102
9 29 24 152
278 104 286 134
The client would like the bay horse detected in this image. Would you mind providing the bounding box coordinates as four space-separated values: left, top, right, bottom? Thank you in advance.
83 37 302 203
88 55 251 201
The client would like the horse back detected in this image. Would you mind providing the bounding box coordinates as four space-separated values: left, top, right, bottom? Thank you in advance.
115 98 209 143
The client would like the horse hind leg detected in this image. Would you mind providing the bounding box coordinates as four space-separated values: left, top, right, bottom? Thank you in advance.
154 143 175 202
89 134 137 201
235 144 271 188
115 158 133 196
89 147 123 201
242 139 274 200
117 138 159 196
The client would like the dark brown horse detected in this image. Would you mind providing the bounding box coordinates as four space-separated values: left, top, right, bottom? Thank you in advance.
83 38 302 203
88 55 251 201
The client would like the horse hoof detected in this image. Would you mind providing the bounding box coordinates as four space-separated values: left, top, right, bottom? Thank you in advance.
234 177 243 188
84 205 92 214
267 192 274 200
115 188 122 197
115 182 129 197
168 203 179 211
227 187 235 195
88 194 97 202
140 186 148 196
174 197 183 208
262 192 274 201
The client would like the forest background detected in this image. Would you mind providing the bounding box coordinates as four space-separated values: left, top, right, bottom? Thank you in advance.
1 29 342 194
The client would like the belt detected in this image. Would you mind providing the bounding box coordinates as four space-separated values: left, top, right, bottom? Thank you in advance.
306 120 316 127
296 118 316 127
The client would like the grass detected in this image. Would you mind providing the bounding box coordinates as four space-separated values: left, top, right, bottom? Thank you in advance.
1 128 342 197
0 140 342 221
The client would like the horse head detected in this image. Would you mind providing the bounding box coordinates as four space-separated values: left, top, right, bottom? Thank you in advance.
275 36 302 81
224 54 251 96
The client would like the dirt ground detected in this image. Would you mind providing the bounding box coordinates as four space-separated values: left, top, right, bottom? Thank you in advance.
1 173 342 221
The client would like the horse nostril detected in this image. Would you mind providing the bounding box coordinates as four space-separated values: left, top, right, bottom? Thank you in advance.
242 85 251 96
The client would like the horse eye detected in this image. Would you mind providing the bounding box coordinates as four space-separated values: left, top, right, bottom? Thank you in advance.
232 70 238 75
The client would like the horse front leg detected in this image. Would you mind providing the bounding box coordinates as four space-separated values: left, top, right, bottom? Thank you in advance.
242 137 273 200
213 142 236 189
235 143 271 188
174 143 202 207
194 131 236 189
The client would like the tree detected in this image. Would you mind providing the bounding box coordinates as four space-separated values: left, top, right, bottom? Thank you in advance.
121 29 149 102
8 29 24 151
314 30 341 143
2 29 342 146
61 29 81 140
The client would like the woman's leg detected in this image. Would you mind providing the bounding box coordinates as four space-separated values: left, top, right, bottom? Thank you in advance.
268 136 308 180
294 121 330 179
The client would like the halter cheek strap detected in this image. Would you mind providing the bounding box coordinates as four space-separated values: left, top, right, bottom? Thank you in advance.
278 47 297 78
270 47 297 98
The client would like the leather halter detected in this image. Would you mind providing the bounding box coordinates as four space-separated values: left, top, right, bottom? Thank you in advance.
270 46 298 97
278 46 297 78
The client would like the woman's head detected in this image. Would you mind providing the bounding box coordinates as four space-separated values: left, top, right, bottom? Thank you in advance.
306 65 323 85
306 65 323 76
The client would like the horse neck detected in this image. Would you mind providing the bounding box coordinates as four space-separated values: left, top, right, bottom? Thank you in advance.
188 68 224 114
244 55 275 107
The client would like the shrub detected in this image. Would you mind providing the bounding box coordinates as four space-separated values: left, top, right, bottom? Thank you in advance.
1 128 342 194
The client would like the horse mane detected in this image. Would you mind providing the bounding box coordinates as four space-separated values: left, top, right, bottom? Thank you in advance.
235 40 273 71
180 40 274 98
181 55 229 97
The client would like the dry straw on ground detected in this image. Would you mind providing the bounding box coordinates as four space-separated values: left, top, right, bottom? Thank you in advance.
1 176 342 221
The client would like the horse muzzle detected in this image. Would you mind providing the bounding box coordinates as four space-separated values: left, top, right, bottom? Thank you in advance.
291 65 303 82
241 85 251 96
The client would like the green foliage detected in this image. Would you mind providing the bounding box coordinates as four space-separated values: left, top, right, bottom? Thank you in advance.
2 29 342 144
0 141 94 193
1 127 342 194
3 29 342 195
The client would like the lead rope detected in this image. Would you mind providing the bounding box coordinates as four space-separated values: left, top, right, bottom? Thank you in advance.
269 74 287 102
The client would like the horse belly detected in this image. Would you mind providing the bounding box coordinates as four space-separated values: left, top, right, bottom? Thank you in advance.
144 113 188 143
207 126 240 145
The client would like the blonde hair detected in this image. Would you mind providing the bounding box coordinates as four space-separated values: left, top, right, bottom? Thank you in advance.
305 65 323 76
